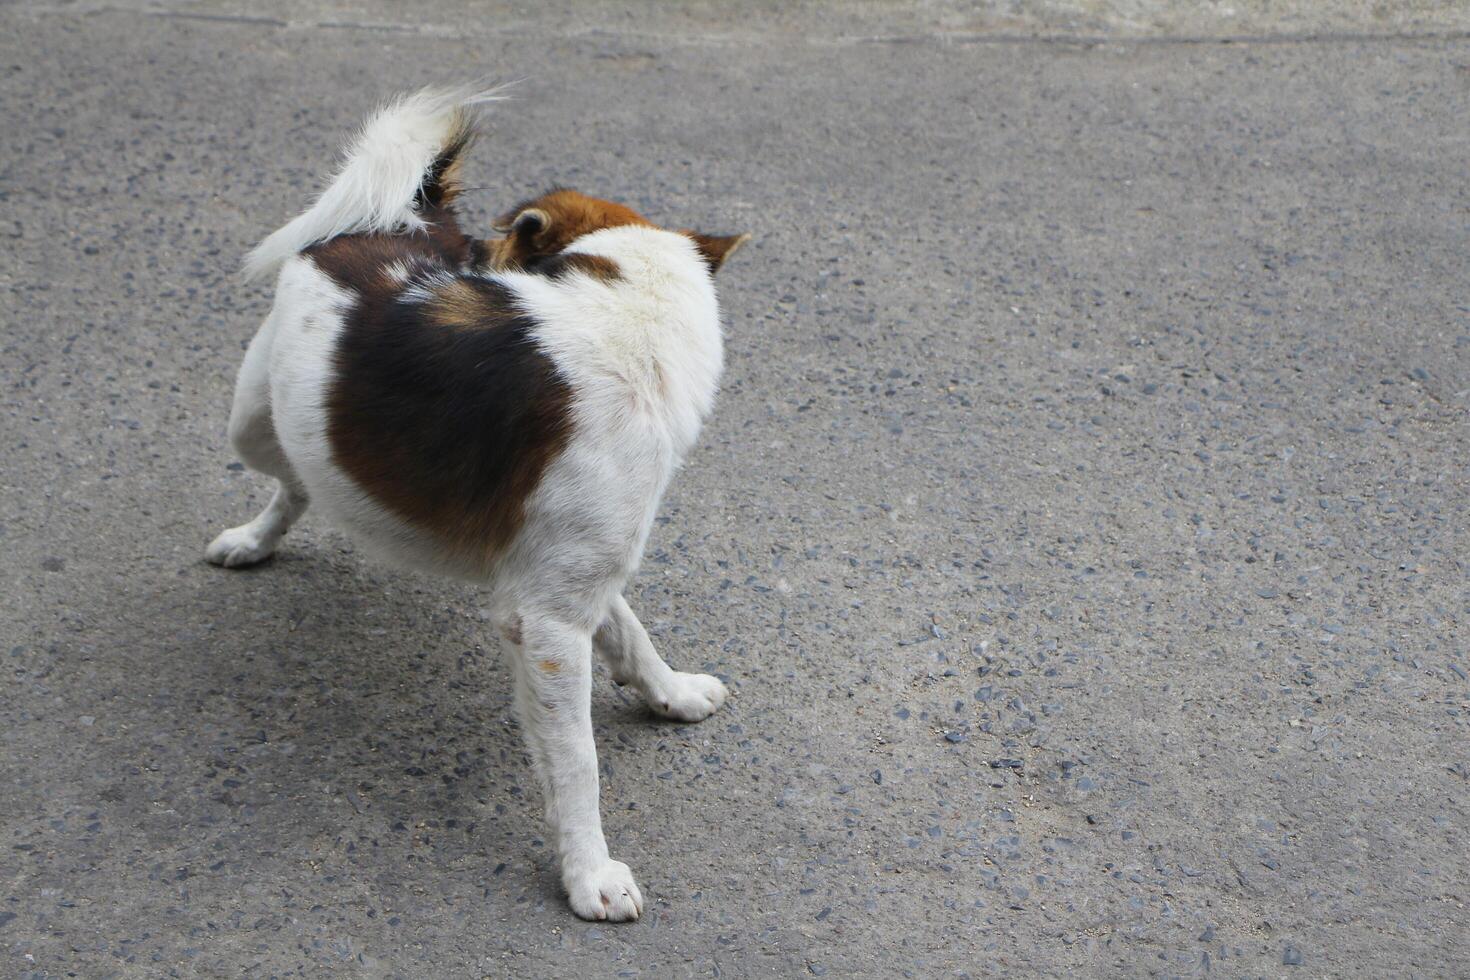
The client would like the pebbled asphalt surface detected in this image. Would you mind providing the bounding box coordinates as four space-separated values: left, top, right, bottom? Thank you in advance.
2 2 1468 977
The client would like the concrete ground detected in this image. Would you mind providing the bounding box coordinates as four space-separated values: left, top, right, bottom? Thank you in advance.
2 1 1468 976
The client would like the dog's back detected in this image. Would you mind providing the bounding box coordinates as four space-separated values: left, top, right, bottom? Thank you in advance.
264 221 722 593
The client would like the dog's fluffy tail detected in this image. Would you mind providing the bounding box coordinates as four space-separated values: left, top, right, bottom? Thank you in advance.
242 84 506 283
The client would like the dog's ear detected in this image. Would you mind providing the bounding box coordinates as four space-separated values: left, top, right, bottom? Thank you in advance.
492 207 551 239
684 231 750 274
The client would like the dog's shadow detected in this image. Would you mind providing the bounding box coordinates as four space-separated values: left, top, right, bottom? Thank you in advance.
99 532 686 914
154 544 578 901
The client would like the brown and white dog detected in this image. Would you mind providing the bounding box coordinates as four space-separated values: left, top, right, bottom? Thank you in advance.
208 87 747 921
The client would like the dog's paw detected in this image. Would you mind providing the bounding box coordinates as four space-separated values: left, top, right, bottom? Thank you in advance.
205 526 276 568
648 671 727 723
565 859 643 922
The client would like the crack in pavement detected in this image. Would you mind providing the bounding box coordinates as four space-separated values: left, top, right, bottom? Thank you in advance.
9 2 1470 48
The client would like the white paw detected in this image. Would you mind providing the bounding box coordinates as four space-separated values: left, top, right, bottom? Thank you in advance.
205 525 276 568
565 859 643 922
648 671 728 723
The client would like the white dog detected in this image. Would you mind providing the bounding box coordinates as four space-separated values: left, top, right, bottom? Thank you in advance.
208 87 748 921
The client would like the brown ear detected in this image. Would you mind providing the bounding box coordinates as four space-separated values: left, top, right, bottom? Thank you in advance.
685 232 750 274
492 207 550 238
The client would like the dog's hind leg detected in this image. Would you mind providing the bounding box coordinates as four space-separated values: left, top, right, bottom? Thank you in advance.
206 313 310 568
594 594 727 722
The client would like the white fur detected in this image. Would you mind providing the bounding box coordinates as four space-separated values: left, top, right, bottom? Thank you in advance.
241 85 504 283
210 98 730 920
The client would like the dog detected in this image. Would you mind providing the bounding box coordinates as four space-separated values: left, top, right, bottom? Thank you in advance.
207 86 747 921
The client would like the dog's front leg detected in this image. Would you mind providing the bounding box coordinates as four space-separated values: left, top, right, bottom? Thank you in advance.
596 595 728 722
512 612 643 921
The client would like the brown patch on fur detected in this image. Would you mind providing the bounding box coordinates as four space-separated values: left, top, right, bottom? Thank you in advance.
419 200 477 264
306 198 476 299
537 659 561 675
538 252 621 283
326 272 574 570
479 188 749 281
307 236 412 297
487 189 652 270
425 277 489 328
650 358 669 400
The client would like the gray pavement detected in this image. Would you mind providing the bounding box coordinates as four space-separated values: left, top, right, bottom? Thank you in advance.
2 1 1469 977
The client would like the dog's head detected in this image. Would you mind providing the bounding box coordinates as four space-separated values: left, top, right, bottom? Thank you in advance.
486 188 748 274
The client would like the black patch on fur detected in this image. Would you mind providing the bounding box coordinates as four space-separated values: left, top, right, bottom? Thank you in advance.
416 133 472 211
326 273 573 563
524 252 621 282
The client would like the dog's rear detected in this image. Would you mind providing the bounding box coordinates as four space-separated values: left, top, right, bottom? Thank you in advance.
242 85 502 283
206 86 502 568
